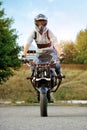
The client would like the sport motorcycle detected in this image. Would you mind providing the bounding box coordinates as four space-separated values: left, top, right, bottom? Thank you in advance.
23 53 65 117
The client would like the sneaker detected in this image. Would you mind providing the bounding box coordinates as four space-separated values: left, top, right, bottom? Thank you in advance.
57 73 65 79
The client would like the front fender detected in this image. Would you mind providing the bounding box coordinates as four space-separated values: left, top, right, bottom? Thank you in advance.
38 87 49 94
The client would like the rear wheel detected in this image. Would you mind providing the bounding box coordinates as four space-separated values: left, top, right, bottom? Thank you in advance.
40 93 48 117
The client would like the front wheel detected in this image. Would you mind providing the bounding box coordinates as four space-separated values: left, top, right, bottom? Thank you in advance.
40 93 48 117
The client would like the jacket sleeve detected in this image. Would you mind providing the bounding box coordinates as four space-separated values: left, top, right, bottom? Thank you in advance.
48 29 58 46
26 31 35 46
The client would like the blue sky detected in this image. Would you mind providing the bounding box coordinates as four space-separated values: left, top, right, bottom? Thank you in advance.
1 0 87 47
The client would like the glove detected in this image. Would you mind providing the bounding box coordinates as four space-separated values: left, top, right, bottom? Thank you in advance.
59 53 65 62
21 55 27 63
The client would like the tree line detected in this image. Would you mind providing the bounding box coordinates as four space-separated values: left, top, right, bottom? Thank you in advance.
0 1 87 83
61 29 87 64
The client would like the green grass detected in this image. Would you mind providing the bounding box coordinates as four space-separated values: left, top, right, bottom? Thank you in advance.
0 65 87 104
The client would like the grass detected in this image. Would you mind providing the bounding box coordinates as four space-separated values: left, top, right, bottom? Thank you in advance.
0 65 37 103
54 68 87 100
0 64 87 104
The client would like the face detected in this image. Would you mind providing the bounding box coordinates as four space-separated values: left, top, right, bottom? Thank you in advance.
36 20 46 26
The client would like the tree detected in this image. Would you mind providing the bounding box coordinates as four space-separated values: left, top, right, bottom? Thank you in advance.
75 29 87 64
0 2 21 83
60 41 77 64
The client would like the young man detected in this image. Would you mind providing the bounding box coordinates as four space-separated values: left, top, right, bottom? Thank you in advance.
22 14 64 78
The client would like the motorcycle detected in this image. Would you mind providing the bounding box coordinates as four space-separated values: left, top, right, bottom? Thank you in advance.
24 53 65 117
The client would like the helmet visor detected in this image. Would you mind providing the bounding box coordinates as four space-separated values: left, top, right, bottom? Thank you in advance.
36 20 47 26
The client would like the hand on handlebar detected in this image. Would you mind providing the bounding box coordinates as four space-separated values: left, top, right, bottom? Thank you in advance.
59 53 65 62
21 55 28 63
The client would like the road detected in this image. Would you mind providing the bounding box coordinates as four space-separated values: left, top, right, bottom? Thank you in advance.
0 106 87 130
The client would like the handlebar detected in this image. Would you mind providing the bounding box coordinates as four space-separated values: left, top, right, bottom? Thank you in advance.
21 59 60 66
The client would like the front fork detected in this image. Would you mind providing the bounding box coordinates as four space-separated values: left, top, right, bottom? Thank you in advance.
37 87 50 101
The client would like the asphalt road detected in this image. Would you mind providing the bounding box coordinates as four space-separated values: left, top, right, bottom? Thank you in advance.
0 106 87 130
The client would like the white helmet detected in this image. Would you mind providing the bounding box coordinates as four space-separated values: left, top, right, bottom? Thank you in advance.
34 14 48 26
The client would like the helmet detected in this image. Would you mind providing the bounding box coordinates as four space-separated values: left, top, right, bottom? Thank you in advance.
34 14 48 26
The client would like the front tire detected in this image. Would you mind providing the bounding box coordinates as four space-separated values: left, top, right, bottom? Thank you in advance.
40 93 48 117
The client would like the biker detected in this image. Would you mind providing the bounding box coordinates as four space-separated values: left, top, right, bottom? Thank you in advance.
22 14 64 102
22 14 64 77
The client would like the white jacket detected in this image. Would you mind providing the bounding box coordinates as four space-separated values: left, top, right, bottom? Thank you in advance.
26 27 58 53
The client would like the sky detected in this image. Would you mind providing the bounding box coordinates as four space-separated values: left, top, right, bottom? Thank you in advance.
1 0 87 47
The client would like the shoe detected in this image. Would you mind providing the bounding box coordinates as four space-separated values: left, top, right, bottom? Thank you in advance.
57 73 65 79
